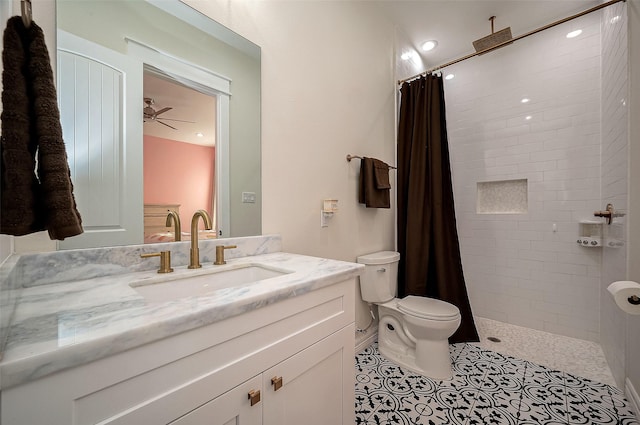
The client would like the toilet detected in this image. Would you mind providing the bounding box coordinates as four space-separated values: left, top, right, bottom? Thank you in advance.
357 251 461 380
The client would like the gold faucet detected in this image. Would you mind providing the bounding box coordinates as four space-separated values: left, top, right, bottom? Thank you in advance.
214 244 237 265
189 209 213 269
166 211 181 241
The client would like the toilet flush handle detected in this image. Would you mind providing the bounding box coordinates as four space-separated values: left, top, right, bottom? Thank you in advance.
377 268 386 273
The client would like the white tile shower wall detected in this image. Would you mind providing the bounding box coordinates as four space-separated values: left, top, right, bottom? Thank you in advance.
445 13 603 341
600 2 628 389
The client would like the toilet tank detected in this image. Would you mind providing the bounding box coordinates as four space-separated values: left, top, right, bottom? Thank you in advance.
356 251 400 303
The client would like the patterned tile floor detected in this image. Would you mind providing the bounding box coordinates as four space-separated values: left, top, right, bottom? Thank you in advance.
355 342 639 424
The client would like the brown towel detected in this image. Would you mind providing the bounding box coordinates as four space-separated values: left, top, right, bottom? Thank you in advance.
373 158 391 189
1 16 83 239
358 157 390 208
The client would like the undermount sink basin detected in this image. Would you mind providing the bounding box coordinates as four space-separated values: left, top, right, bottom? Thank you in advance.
130 263 292 302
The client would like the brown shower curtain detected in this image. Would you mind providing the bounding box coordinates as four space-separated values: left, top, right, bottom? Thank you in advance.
397 74 478 343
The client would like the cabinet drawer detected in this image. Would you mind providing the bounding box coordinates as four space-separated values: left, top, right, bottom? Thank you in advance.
93 359 257 425
170 375 262 425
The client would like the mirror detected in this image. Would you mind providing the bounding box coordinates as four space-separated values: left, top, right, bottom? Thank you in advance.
142 70 218 243
54 0 261 249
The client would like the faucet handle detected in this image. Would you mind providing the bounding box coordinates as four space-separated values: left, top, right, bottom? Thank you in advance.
141 251 174 273
594 203 625 225
214 244 237 265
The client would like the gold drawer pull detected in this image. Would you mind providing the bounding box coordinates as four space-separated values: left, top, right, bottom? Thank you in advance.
248 389 261 406
271 376 283 391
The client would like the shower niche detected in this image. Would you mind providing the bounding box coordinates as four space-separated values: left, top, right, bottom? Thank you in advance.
476 179 528 214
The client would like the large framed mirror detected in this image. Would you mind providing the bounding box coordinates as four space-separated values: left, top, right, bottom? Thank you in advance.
55 0 261 249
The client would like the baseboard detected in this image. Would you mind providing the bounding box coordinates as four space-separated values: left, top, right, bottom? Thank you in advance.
626 378 640 418
355 330 377 354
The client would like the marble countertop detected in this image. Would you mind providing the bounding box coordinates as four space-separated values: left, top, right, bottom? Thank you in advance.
0 252 363 390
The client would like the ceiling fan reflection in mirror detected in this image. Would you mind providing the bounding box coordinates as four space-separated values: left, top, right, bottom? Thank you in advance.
143 97 194 130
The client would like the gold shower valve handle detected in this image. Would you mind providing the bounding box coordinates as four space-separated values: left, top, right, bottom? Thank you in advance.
248 389 261 406
271 376 283 391
140 251 173 273
594 203 617 225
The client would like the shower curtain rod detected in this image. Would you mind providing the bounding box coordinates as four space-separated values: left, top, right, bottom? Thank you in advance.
398 0 626 85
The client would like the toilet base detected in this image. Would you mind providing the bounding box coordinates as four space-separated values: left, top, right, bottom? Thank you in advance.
377 301 457 380
378 337 454 380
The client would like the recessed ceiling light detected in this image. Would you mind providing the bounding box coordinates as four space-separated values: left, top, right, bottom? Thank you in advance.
521 98 530 104
525 115 532 120
401 51 415 61
445 74 455 80
566 29 582 39
196 132 204 137
421 40 438 52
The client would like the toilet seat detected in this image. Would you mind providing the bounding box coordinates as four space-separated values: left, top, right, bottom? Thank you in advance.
398 296 460 321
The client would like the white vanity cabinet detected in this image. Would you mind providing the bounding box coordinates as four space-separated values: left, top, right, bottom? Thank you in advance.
1 279 356 425
171 326 352 425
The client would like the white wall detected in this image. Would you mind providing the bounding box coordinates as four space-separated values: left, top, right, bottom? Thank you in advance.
599 0 640 405
625 0 640 410
0 237 10 265
600 0 628 390
183 0 396 257
183 0 397 337
445 13 603 341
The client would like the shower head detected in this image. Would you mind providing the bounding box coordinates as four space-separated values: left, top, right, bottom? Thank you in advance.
472 16 513 54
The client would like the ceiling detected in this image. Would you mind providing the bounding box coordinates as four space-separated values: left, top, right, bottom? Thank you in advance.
143 72 217 147
141 1 605 139
376 0 602 78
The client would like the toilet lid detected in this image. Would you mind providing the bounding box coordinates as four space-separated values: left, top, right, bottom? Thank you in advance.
398 296 461 321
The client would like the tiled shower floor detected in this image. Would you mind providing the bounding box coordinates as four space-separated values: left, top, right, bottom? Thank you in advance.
355 319 638 425
473 317 617 387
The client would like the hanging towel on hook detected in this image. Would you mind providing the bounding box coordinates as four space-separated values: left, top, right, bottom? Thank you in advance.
1 16 83 239
358 157 391 208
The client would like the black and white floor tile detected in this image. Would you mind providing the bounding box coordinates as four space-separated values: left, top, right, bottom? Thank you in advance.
355 343 639 425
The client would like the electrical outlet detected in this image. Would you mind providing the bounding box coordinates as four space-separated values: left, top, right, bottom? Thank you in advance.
242 192 256 203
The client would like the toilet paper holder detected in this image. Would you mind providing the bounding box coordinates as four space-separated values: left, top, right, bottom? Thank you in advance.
608 280 640 315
